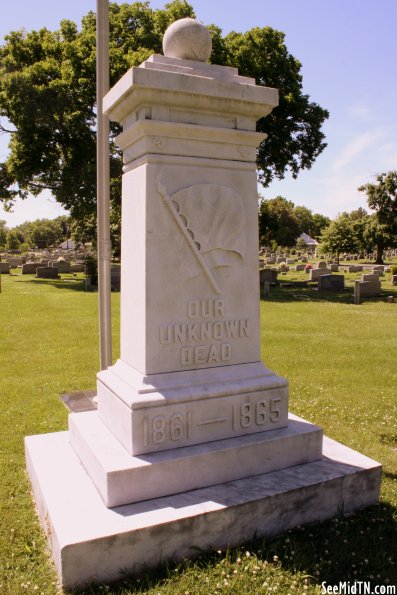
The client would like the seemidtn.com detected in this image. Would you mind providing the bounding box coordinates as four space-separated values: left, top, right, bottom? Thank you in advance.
321 582 396 595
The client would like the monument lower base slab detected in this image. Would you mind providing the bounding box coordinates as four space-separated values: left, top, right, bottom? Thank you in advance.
25 426 381 590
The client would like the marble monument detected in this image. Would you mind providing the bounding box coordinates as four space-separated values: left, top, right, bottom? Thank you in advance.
25 18 381 589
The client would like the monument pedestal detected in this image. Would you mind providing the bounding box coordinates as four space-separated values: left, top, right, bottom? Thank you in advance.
96 361 289 455
25 19 381 590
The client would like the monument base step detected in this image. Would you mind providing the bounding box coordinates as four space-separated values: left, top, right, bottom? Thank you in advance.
69 411 323 507
25 426 381 591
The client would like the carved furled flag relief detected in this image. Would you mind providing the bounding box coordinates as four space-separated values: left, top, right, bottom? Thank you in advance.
158 183 246 291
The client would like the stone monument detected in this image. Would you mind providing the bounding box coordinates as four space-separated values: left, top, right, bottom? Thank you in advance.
25 19 381 590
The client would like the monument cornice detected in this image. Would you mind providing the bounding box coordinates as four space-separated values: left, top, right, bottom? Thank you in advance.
104 56 278 128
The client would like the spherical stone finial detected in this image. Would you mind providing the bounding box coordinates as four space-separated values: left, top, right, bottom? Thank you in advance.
163 18 212 62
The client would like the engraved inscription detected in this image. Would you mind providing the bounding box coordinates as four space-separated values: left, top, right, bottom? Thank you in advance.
187 299 225 319
232 397 282 431
159 320 249 344
181 342 231 366
197 417 228 426
139 393 285 452
170 413 183 440
158 298 250 367
152 416 166 444
143 411 192 447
